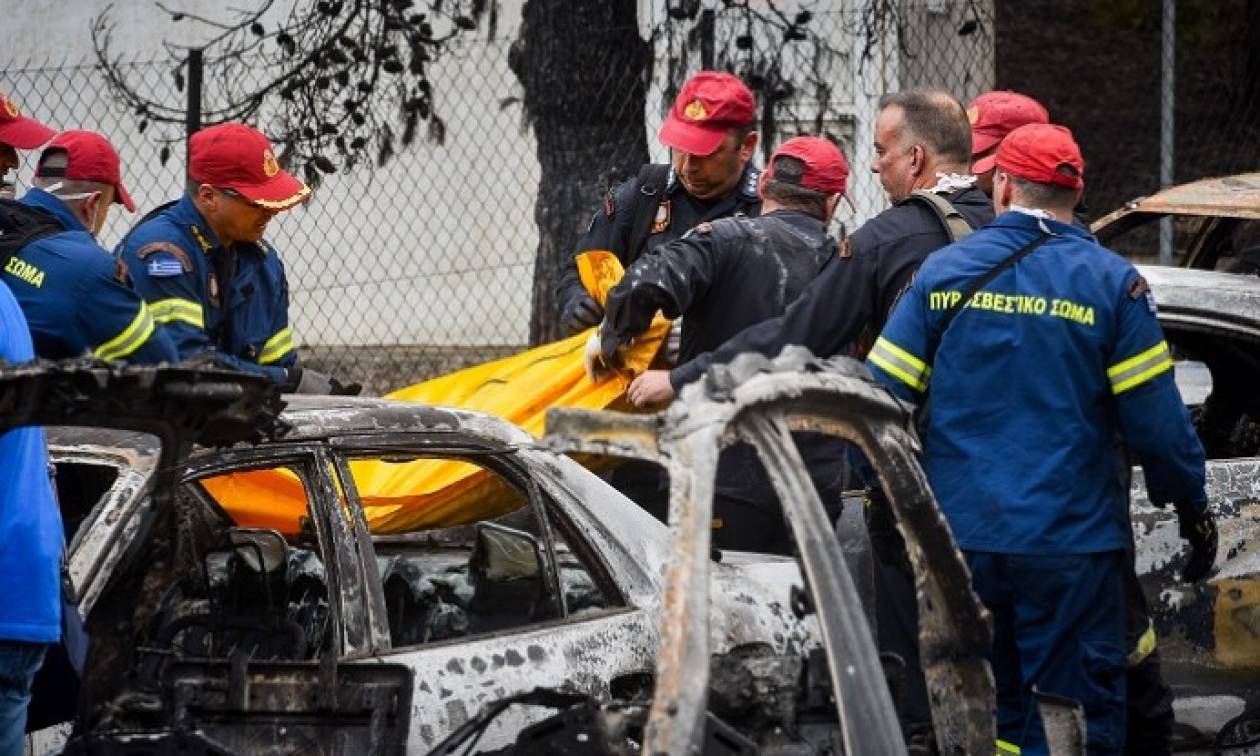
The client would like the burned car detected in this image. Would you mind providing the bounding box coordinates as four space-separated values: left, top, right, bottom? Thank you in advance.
1093 173 1260 272
31 365 818 754
1130 265 1260 750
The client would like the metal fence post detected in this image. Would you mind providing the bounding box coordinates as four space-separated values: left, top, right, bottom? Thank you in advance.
185 48 203 180
1160 0 1175 266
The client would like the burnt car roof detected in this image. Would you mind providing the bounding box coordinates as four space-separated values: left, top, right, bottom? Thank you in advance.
264 395 534 446
1093 173 1260 242
1139 265 1260 340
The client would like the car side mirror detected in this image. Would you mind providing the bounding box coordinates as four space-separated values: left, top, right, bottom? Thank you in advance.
472 522 544 582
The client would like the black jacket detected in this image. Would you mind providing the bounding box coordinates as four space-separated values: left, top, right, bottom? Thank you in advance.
669 186 996 389
556 163 762 314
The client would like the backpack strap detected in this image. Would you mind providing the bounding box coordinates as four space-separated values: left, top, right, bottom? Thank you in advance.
623 163 672 265
904 189 974 243
0 198 64 273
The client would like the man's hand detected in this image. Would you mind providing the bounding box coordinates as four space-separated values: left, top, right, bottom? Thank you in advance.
583 332 612 383
287 367 333 395
561 294 604 335
627 370 675 408
1176 502 1218 582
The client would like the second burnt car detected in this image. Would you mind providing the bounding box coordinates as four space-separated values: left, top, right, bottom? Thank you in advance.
30 367 817 754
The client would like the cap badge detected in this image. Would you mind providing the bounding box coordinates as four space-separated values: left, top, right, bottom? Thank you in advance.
3 98 19 119
262 149 280 178
683 99 708 121
966 106 979 125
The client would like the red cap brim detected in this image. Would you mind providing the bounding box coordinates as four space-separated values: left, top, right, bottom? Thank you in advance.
0 118 55 150
971 131 1002 159
972 153 998 176
228 169 311 210
115 182 136 213
658 114 726 157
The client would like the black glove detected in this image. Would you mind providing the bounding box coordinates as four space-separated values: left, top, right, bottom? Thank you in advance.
329 377 363 396
1175 502 1218 582
560 294 604 335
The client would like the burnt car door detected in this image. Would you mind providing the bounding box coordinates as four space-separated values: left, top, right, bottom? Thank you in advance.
324 433 657 754
0 364 411 756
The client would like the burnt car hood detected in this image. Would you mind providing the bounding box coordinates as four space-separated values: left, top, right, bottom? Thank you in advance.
1093 173 1260 243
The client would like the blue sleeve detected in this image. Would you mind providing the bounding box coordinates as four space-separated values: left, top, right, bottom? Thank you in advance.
76 255 179 365
865 273 933 403
1107 272 1206 506
122 240 289 384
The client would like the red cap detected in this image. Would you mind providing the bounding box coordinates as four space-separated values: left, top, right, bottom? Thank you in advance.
995 124 1084 191
189 123 310 210
0 92 55 150
658 71 756 157
36 131 135 212
968 90 1049 174
765 136 850 195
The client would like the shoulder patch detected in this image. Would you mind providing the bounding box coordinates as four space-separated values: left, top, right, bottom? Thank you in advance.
136 241 193 271
1128 275 1149 300
604 188 615 218
838 237 853 259
651 200 671 234
742 167 761 198
146 256 185 278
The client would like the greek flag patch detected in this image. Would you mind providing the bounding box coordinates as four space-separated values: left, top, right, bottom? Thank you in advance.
147 256 184 278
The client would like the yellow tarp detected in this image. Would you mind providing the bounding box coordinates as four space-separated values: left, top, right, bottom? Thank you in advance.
203 251 665 534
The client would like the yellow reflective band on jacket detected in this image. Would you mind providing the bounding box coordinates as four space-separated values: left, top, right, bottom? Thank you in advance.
1128 622 1158 667
259 326 294 365
93 303 155 362
869 336 930 392
1108 341 1172 395
150 297 205 329
996 739 1021 754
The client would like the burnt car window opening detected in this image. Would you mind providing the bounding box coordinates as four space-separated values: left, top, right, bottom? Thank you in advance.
336 452 613 652
138 462 336 669
54 462 119 544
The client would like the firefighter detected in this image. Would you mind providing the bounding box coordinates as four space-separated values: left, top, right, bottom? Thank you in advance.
556 70 761 335
2 131 177 364
867 124 1215 755
119 123 347 392
586 136 851 553
0 91 54 199
967 92 1178 756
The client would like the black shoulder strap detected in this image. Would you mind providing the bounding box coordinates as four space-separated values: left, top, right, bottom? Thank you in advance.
623 163 672 265
903 189 974 243
0 198 64 272
927 231 1053 363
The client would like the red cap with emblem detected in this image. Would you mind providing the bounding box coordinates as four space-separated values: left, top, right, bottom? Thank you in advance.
189 123 310 210
995 123 1084 191
765 136 849 195
658 71 756 157
968 90 1049 175
37 130 136 212
0 92 55 150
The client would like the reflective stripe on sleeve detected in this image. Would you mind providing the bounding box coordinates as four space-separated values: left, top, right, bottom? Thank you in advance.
93 303 156 362
259 326 295 365
1127 622 1158 667
996 739 1021 754
149 297 205 329
868 336 931 392
1107 341 1172 395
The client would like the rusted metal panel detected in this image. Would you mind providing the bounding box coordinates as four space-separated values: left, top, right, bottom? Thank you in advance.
1093 173 1260 241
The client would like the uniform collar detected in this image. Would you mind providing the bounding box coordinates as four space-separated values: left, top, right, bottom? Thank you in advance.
992 209 1095 241
19 188 84 234
665 161 762 203
170 193 224 253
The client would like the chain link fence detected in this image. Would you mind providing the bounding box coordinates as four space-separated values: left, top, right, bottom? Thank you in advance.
5 0 1249 394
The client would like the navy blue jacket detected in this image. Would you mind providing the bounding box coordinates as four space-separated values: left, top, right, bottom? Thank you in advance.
4 189 177 363
118 195 296 384
867 211 1206 554
669 186 995 389
557 163 762 315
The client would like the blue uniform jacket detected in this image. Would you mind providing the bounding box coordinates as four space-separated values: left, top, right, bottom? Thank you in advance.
0 283 62 642
118 195 296 383
867 211 1206 555
4 189 177 363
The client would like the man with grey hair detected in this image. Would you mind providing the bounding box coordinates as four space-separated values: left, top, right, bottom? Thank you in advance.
1 130 177 363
